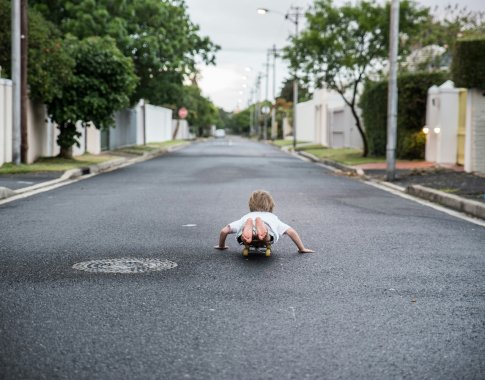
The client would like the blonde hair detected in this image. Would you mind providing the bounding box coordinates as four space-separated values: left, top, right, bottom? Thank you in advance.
248 190 275 212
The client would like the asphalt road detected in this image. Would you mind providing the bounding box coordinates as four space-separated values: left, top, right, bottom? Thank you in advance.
0 138 484 380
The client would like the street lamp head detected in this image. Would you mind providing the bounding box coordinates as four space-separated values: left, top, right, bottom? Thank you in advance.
257 8 269 15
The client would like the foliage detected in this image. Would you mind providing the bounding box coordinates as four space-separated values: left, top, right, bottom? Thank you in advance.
31 0 219 107
359 71 448 158
409 4 485 56
451 34 485 89
279 78 311 103
47 36 138 156
230 108 251 135
284 0 430 156
181 85 219 137
0 0 74 101
401 4 485 73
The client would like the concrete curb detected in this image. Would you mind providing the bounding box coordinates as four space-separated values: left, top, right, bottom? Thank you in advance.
297 150 362 175
406 184 485 220
0 186 15 200
283 144 485 221
0 142 191 201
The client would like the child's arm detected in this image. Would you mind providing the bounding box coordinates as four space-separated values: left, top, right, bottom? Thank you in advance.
214 225 232 250
285 228 315 254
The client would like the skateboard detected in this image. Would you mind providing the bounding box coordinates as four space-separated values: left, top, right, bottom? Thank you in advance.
242 239 272 257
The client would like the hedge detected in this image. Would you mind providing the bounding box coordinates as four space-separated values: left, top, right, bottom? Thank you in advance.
359 71 449 159
452 35 485 89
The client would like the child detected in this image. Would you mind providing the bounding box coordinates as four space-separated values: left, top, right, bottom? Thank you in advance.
214 190 314 254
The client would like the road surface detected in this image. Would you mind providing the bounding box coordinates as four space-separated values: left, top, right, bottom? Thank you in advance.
1 138 483 379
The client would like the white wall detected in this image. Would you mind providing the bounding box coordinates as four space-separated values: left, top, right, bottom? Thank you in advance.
172 119 190 140
296 100 315 142
295 88 363 149
145 104 173 143
424 81 460 165
110 109 137 149
0 79 12 166
465 89 485 173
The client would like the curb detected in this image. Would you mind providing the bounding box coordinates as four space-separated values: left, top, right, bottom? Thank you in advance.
297 150 363 175
0 142 191 201
406 184 485 220
287 145 485 221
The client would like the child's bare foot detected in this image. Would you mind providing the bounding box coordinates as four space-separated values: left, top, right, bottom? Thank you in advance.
298 248 315 254
255 217 268 241
242 218 254 244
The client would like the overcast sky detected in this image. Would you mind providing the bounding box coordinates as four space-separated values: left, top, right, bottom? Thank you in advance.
184 0 485 112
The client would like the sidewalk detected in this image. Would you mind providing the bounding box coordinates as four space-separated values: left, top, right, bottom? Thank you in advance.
0 141 190 201
294 148 485 221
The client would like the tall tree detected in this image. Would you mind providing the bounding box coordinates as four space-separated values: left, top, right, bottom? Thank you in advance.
285 0 429 156
0 0 74 102
31 0 219 107
48 37 138 158
181 85 219 137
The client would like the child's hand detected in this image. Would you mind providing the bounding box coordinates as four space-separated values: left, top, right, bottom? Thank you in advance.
298 248 315 254
214 245 229 250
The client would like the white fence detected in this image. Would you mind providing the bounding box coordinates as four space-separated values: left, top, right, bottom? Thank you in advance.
0 93 178 164
295 88 363 149
425 81 485 173
0 79 12 166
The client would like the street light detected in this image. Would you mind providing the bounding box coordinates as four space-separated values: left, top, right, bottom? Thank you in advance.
257 6 303 149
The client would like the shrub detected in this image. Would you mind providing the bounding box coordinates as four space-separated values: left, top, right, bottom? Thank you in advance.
360 71 449 159
452 35 485 89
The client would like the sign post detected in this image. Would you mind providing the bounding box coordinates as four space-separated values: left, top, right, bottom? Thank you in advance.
173 107 188 140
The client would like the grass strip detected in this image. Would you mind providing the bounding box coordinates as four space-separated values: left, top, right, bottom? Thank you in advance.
296 145 385 166
0 154 116 175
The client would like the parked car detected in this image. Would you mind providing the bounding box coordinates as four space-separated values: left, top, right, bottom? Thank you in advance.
214 129 226 138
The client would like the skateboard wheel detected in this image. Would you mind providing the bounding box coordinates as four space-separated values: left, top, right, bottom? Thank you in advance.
242 247 249 257
265 248 271 257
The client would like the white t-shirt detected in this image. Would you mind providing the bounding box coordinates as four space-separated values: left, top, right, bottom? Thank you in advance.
228 212 291 242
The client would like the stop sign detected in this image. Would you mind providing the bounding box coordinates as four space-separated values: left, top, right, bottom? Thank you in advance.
178 107 188 119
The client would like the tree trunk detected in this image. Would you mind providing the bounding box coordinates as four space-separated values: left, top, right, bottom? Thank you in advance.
56 122 80 159
59 146 73 159
349 104 369 157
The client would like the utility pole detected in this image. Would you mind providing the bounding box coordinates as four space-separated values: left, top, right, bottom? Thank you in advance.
386 0 400 181
286 6 303 150
263 49 270 140
255 73 262 139
20 0 28 163
249 88 254 136
271 44 277 140
11 0 21 164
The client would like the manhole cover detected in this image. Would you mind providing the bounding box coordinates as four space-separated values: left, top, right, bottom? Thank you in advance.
72 258 177 273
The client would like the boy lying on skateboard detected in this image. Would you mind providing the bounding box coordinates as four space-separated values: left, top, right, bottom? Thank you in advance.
214 190 314 256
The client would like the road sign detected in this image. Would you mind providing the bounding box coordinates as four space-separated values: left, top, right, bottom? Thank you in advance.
178 107 188 119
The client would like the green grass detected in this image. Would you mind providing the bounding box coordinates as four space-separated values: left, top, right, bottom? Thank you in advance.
0 141 189 174
296 145 385 166
0 154 116 174
271 139 309 147
114 140 186 155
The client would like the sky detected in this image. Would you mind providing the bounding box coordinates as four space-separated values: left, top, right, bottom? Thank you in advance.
184 0 485 112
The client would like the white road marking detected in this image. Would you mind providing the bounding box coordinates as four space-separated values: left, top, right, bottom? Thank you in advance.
292 150 485 228
0 175 95 206
365 180 485 228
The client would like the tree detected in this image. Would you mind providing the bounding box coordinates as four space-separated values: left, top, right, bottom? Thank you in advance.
47 37 138 158
278 77 311 103
285 0 429 156
181 85 219 137
0 0 74 102
31 0 219 107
